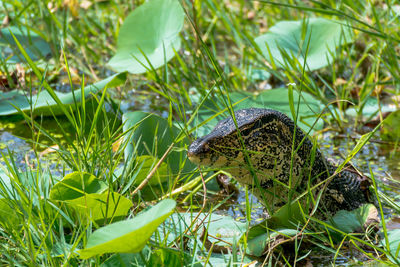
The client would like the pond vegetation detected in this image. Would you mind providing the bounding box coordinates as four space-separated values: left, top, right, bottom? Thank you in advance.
0 0 400 266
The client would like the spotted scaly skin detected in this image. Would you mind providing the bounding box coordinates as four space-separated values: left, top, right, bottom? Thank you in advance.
187 108 372 215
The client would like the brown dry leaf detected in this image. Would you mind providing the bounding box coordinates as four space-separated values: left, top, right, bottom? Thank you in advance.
112 137 122 153
39 145 60 157
0 71 18 91
63 0 79 17
15 64 26 88
2 15 10 26
334 77 348 86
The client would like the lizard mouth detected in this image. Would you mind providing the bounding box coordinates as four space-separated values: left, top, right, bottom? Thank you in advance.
187 151 201 165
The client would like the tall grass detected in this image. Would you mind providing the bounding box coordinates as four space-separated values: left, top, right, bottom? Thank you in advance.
0 0 399 265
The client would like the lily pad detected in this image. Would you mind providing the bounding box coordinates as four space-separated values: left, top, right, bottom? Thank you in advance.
327 204 379 239
255 18 353 71
101 247 198 267
66 192 133 224
107 0 184 73
381 109 400 141
49 172 107 201
246 228 299 257
0 198 21 226
161 213 246 248
0 26 51 63
123 111 194 174
78 199 176 259
132 155 170 186
245 201 305 256
384 229 400 263
0 72 126 116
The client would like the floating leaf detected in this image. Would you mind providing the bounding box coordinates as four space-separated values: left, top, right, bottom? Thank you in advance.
246 228 299 257
161 213 246 248
101 247 197 267
0 199 21 226
255 18 353 71
384 229 400 263
107 0 184 73
49 172 107 201
345 97 397 120
132 155 169 186
0 26 51 62
123 111 193 174
66 192 133 224
193 88 322 137
0 72 126 116
327 204 379 238
78 199 176 259
244 201 305 256
381 110 400 141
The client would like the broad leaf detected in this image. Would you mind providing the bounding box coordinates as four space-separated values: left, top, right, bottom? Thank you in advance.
132 155 169 186
0 198 21 226
123 111 194 174
245 201 305 256
101 247 198 267
381 109 400 141
66 192 133 224
246 228 299 257
107 0 184 73
384 229 400 263
255 18 353 71
0 26 51 62
78 199 176 259
0 72 126 116
49 172 107 201
327 204 379 238
161 213 246 248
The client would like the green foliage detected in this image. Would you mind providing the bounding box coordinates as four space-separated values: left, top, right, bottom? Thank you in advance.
78 199 176 259
0 72 126 116
255 18 353 71
49 172 107 201
123 111 193 174
131 155 170 186
0 26 51 62
0 0 399 265
107 0 184 73
381 110 400 141
384 229 400 263
65 192 133 224
326 204 378 237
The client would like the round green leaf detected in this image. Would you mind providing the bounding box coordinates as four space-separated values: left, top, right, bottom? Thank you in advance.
0 72 126 116
384 229 400 263
327 204 378 236
107 0 184 73
133 155 169 186
78 199 176 259
161 213 246 248
381 110 400 141
49 172 107 201
66 192 133 224
246 229 298 257
255 18 353 71
0 199 21 226
0 26 51 62
123 111 194 174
